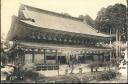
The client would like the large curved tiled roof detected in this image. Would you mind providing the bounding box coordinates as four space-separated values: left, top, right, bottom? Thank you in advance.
19 4 111 38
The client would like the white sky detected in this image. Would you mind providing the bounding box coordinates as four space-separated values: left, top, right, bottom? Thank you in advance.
1 0 126 39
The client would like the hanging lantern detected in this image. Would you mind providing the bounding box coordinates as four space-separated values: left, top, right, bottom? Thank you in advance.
41 49 44 52
52 50 56 52
20 47 23 50
46 49 50 52
26 48 29 51
86 51 89 53
64 38 67 42
29 49 32 51
93 51 95 53
34 49 38 52
59 38 62 42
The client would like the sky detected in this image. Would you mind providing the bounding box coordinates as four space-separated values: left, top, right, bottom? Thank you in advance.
1 0 126 39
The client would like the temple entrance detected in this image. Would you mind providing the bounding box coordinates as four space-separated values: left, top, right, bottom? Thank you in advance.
58 56 67 64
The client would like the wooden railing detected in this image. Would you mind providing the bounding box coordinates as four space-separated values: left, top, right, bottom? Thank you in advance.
36 64 59 71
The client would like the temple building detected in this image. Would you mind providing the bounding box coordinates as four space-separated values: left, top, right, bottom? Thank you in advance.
6 4 114 70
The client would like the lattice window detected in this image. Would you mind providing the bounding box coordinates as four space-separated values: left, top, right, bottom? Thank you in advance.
25 54 32 64
35 54 44 64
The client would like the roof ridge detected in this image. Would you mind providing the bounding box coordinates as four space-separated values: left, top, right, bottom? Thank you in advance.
21 4 83 21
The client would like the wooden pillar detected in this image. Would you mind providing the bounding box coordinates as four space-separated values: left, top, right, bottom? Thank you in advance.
118 30 121 57
109 29 112 64
109 51 112 62
98 53 100 61
56 49 58 64
32 52 34 63
23 53 25 65
103 53 105 62
44 49 46 64
116 29 119 58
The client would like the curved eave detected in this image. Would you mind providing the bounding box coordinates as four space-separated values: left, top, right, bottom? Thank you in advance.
15 41 112 51
6 15 18 41
19 20 112 39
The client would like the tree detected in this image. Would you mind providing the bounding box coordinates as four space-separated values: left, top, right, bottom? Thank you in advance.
1 39 8 65
84 15 95 28
95 4 127 41
95 7 106 31
61 12 71 17
95 4 127 67
1 37 15 65
78 15 85 19
78 15 95 28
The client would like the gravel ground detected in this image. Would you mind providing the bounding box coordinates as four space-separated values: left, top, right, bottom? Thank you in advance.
2 71 126 83
37 64 114 77
1 64 127 83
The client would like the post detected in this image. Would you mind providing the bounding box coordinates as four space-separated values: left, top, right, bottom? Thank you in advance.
109 51 112 70
44 49 46 64
119 29 121 59
56 49 58 64
32 52 34 63
126 0 128 65
109 29 112 69
56 49 59 76
116 29 119 67
109 28 112 48
91 65 93 72
116 29 118 58
58 63 59 76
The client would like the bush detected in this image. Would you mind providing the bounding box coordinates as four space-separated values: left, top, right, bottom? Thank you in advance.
100 71 118 80
11 63 45 82
23 70 39 80
22 63 45 81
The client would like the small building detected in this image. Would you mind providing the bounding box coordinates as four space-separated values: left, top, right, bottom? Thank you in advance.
6 4 113 68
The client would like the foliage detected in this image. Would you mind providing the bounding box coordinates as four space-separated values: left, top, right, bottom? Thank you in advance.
100 70 120 81
10 64 45 82
84 15 95 28
95 4 127 41
23 70 39 80
78 15 85 19
61 12 71 17
78 15 95 28
1 40 16 65
1 40 8 65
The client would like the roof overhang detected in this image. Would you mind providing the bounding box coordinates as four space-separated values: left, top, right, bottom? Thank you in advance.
15 41 112 52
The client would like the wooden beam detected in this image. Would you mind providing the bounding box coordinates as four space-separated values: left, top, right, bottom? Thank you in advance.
56 49 58 64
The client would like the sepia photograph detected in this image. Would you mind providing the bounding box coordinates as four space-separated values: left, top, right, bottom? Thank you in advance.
1 0 128 83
